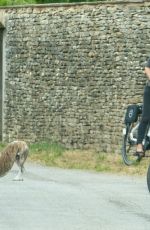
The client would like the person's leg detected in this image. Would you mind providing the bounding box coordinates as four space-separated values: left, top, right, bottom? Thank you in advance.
136 85 150 154
136 86 150 153
136 120 148 152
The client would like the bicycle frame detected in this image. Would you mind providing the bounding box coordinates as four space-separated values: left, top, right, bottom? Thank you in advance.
129 122 139 143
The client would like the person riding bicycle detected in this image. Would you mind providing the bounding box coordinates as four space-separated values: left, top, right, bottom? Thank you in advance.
135 57 150 157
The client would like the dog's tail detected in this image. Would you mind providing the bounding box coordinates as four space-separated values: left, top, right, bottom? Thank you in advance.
0 143 18 177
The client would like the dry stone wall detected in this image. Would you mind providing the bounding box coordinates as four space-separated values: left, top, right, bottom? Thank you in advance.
0 1 150 152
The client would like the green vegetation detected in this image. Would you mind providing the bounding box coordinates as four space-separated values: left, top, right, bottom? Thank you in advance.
0 0 107 6
0 0 36 6
28 142 150 176
29 142 66 165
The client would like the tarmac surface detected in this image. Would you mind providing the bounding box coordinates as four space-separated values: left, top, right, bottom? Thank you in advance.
0 162 150 230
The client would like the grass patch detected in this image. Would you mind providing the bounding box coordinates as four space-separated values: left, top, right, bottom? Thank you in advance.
28 142 150 176
29 142 66 166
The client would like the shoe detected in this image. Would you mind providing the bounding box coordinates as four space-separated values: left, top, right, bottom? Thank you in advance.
133 151 145 157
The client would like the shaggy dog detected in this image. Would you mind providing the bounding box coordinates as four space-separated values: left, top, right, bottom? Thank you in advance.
0 140 29 181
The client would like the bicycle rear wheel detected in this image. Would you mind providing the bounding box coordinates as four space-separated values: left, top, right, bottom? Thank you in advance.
122 124 141 166
147 164 150 192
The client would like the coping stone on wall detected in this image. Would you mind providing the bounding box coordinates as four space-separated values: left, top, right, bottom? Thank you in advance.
0 0 149 10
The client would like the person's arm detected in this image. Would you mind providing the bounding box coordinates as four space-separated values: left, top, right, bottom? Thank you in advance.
145 67 150 80
144 58 150 80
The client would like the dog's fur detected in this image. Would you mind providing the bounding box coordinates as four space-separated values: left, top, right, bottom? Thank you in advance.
0 140 29 181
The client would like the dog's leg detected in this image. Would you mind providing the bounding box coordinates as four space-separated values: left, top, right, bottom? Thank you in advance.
13 167 23 181
13 154 24 181
14 146 28 181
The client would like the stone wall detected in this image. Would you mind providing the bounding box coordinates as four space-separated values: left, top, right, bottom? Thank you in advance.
0 1 150 152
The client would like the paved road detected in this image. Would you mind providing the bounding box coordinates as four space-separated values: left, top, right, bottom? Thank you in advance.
0 163 150 230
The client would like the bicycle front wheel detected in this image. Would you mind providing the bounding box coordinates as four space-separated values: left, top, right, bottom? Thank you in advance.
147 164 150 193
122 124 140 166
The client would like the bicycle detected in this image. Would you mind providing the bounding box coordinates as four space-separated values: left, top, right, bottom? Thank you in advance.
121 104 150 192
